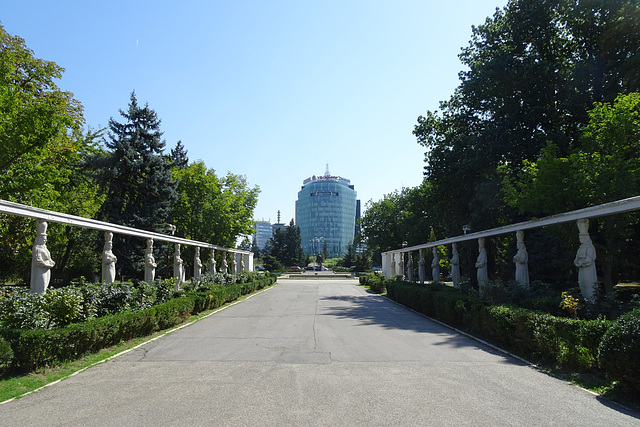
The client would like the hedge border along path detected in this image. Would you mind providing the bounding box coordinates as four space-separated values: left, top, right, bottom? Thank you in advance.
0 282 277 405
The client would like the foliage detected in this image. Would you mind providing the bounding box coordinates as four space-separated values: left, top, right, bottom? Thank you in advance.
88 92 178 277
0 24 84 173
359 273 385 294
264 220 307 267
560 291 580 319
0 336 12 367
0 275 275 372
598 308 640 392
172 161 260 249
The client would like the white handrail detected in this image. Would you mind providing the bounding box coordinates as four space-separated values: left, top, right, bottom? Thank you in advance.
383 195 640 255
0 199 250 255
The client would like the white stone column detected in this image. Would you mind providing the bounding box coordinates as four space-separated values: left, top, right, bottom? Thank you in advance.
173 243 184 289
246 253 254 272
30 220 55 294
193 247 203 281
144 238 157 283
398 252 405 279
451 243 461 288
208 249 217 274
513 230 530 288
102 231 117 284
220 251 228 274
390 253 396 279
431 247 440 282
475 238 488 291
574 219 598 302
418 249 425 284
230 253 237 275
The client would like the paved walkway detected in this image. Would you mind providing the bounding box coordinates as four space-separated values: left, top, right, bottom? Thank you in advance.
1 279 638 426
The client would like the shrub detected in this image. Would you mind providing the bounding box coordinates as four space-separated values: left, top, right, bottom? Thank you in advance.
598 308 640 391
0 336 13 367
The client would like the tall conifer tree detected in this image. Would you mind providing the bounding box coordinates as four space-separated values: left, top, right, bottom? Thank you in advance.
93 92 178 277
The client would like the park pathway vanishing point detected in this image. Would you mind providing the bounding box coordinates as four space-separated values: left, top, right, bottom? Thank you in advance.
1 278 638 426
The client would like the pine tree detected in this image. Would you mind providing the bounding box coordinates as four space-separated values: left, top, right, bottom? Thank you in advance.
93 92 178 277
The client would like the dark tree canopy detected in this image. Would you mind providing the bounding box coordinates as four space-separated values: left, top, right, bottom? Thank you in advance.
91 92 178 277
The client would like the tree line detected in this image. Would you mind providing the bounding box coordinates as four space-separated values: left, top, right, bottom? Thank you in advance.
360 0 640 292
0 25 259 285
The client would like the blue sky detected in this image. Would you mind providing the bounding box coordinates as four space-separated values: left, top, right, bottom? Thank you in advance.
2 0 506 226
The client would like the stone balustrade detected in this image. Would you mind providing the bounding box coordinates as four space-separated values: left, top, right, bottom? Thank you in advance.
382 195 640 302
0 199 253 294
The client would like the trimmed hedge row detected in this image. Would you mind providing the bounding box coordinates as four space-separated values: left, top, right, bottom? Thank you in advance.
386 280 639 391
0 276 275 372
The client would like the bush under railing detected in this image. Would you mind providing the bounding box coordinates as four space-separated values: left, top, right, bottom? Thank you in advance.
384 280 640 393
0 274 276 372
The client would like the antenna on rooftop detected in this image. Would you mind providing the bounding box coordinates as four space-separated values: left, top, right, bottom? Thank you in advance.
325 163 330 177
277 210 281 224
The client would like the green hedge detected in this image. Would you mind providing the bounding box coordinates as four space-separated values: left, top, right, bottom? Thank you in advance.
386 280 639 392
0 276 275 372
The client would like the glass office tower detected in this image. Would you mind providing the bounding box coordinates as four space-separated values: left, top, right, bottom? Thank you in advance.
295 170 357 258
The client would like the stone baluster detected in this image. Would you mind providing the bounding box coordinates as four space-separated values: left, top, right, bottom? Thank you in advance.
418 249 426 284
574 219 598 302
513 230 530 288
208 249 217 274
144 238 157 283
230 253 237 275
475 238 488 292
193 247 203 281
390 253 396 279
173 243 184 289
220 251 228 274
451 243 461 288
30 220 55 294
431 247 440 283
102 231 117 284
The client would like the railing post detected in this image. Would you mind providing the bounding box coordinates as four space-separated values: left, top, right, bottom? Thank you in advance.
102 231 117 284
513 230 530 288
418 249 425 284
451 243 460 288
174 243 184 289
574 219 598 302
144 238 156 283
220 251 228 274
30 220 55 294
475 237 488 292
389 253 396 279
208 249 217 274
230 253 237 275
431 247 440 282
193 247 203 281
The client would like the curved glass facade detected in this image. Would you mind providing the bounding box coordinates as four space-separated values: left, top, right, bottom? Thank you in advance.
295 175 357 257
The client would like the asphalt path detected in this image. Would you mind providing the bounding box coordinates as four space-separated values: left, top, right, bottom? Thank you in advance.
1 279 638 426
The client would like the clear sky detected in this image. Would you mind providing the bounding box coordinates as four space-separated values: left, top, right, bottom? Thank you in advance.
2 0 506 225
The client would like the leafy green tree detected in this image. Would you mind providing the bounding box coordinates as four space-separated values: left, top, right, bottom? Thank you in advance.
0 25 104 285
0 25 83 172
504 93 640 290
90 92 178 277
171 161 260 248
414 0 640 236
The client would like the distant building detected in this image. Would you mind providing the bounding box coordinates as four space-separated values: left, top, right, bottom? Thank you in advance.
253 220 273 251
295 166 358 258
